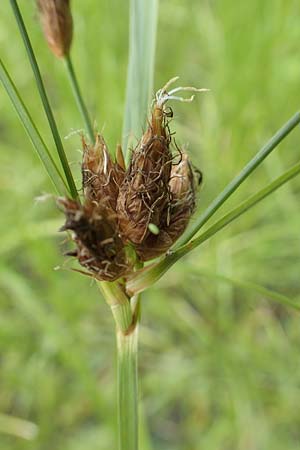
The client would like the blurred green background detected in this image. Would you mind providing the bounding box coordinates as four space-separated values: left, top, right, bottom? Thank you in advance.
1 0 300 449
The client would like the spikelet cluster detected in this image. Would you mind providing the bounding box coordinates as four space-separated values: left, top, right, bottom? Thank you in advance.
59 80 204 280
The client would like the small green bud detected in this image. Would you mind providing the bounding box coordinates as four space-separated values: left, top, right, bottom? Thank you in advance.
148 223 160 235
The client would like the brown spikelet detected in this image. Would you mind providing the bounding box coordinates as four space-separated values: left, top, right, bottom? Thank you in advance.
136 153 198 261
37 0 73 58
116 104 173 245
82 135 125 212
58 197 132 281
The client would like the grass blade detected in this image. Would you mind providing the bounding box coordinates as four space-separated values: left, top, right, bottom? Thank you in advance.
0 58 67 195
10 0 78 199
177 111 300 247
127 159 300 295
64 54 95 143
122 0 158 164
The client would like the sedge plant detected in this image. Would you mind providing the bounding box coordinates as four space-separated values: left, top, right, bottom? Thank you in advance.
1 1 300 449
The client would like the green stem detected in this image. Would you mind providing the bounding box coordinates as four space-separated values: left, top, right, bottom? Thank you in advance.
117 325 139 450
177 111 300 247
64 54 95 143
99 281 133 333
10 0 78 200
99 281 140 449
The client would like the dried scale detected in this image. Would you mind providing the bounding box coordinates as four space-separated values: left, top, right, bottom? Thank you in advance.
116 92 173 245
59 79 207 280
37 0 73 58
135 152 201 261
82 134 125 212
58 136 131 282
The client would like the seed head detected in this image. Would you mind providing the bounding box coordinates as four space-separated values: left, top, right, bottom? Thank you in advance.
58 197 132 281
117 77 207 252
116 101 173 245
37 0 73 58
136 152 199 261
58 78 207 281
82 135 125 212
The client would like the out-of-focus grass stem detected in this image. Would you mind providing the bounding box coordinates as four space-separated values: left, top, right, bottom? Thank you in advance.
64 54 95 143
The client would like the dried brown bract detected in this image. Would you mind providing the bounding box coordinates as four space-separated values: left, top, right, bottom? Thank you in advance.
37 0 73 58
136 153 199 261
116 102 173 245
82 135 125 212
58 197 131 281
117 77 207 255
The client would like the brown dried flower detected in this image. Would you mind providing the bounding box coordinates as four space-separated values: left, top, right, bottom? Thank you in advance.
37 0 73 58
58 78 207 280
116 101 173 245
58 197 131 281
82 135 125 212
136 152 200 261
117 77 206 257
58 136 130 281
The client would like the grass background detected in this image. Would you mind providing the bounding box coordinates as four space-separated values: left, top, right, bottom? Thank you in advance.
1 0 300 449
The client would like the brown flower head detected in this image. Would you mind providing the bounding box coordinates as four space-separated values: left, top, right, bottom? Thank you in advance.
58 78 207 280
58 197 131 281
37 0 73 58
58 136 130 281
116 89 174 245
136 152 201 261
117 77 207 254
82 134 125 212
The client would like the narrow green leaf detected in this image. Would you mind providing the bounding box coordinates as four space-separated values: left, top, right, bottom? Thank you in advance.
122 0 158 164
182 159 300 253
0 58 67 195
10 0 78 199
127 159 300 295
177 111 300 247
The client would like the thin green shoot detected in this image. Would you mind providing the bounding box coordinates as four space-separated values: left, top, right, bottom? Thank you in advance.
9 0 78 200
64 54 95 143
